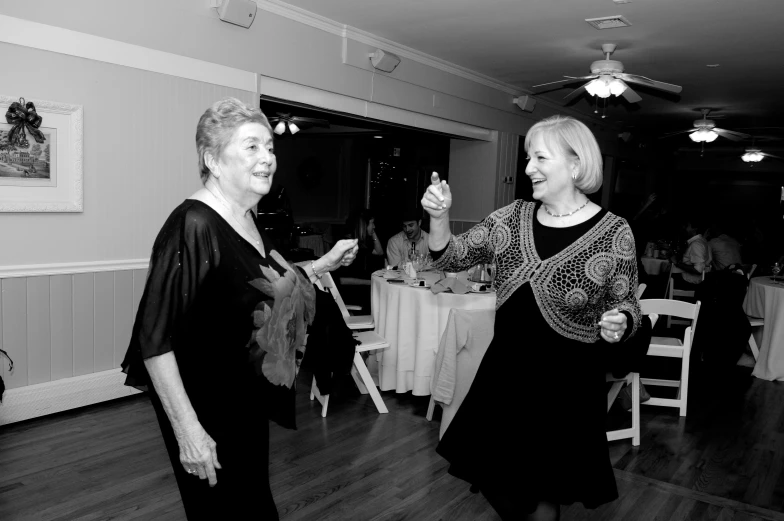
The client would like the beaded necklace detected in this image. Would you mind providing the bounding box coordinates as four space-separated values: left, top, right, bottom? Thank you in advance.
542 199 589 218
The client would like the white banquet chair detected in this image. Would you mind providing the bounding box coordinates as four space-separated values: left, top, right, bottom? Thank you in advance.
639 298 701 416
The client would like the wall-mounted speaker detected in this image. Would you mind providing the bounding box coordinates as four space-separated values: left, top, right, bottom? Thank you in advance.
513 96 537 113
368 49 402 73
216 0 257 29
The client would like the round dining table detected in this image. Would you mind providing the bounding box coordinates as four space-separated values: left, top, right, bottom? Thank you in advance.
743 276 784 380
370 270 496 395
641 256 670 276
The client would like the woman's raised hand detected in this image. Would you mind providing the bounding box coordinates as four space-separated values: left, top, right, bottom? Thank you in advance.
421 172 452 219
322 239 359 271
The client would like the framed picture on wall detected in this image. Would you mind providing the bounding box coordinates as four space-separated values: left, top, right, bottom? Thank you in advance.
0 95 83 212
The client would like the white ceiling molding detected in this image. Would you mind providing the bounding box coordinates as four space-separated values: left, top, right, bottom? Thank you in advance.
0 14 257 93
254 0 524 96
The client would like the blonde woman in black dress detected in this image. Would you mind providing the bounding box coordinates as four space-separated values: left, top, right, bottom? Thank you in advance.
422 115 641 521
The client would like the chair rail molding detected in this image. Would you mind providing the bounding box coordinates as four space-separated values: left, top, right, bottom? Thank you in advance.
0 259 150 279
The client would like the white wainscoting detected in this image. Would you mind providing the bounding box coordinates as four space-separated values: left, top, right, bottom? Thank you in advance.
0 261 150 425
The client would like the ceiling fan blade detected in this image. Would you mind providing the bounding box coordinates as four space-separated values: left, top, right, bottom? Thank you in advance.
290 116 330 127
563 84 587 102
617 73 683 94
531 76 595 89
763 153 783 160
659 129 697 139
714 128 750 141
620 84 642 103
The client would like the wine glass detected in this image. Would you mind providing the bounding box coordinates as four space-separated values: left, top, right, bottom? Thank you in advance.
772 262 781 281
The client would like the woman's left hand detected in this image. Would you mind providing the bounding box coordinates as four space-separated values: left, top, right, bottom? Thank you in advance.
321 239 359 272
599 309 627 343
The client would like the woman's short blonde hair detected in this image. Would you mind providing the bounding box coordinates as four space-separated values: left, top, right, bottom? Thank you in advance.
195 98 272 183
523 115 603 194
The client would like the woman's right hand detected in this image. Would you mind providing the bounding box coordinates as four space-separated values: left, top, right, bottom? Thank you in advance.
176 420 222 486
421 172 452 219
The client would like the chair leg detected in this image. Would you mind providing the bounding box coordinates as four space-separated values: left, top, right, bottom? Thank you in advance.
310 376 330 417
353 352 388 414
631 372 640 446
749 333 760 361
426 396 435 421
350 365 369 394
679 347 691 417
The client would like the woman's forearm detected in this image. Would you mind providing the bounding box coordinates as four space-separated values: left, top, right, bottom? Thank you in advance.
371 233 384 256
144 351 199 437
428 215 452 251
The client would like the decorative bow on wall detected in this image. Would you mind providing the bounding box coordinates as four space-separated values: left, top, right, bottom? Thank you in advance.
4 98 46 148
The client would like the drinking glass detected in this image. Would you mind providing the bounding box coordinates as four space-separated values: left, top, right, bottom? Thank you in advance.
772 262 781 280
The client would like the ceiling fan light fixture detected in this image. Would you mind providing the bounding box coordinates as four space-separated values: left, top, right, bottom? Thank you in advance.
742 152 764 162
689 129 718 143
586 78 612 98
704 130 718 143
273 121 286 135
288 122 300 135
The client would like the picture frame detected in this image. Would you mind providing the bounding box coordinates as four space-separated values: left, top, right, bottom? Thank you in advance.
0 95 83 212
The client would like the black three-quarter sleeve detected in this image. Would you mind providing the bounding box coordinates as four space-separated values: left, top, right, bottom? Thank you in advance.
122 207 219 386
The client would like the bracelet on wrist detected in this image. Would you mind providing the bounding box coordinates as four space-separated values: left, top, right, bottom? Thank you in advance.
310 260 323 279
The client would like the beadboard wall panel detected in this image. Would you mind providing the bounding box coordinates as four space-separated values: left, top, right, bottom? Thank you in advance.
26 277 51 386
2 278 27 389
94 272 115 373
0 268 145 392
114 271 134 368
50 275 74 382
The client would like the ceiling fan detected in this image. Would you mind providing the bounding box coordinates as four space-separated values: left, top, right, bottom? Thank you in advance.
661 109 750 143
741 146 782 163
267 112 330 135
531 43 683 103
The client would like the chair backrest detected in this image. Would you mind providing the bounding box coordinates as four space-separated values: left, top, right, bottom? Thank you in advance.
635 283 647 299
747 264 757 280
640 298 702 344
315 272 351 319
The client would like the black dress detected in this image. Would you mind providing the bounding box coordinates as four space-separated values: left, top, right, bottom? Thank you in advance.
122 199 307 520
436 206 619 516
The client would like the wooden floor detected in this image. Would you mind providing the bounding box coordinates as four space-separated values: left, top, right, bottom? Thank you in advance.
1 361 784 521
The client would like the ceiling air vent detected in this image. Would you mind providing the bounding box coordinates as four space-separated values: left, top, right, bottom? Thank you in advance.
585 15 632 30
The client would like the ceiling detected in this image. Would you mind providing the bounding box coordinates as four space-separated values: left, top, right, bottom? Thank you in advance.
277 0 784 148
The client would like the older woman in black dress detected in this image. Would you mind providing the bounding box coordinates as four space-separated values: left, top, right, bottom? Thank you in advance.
122 98 358 519
422 115 641 521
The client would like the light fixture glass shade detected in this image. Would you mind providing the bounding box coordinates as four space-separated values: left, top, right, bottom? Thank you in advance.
585 78 611 98
742 152 764 162
273 121 286 135
689 129 718 143
288 122 300 135
609 79 627 96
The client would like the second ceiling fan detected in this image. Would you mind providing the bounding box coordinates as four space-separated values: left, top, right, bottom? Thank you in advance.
531 43 683 103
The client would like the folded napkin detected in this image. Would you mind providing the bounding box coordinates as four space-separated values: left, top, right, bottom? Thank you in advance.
431 277 470 294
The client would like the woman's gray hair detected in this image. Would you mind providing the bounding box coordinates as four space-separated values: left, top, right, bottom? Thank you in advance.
524 115 603 194
196 98 272 183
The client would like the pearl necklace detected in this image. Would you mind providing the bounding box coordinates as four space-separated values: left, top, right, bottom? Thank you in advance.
205 185 261 246
543 200 589 218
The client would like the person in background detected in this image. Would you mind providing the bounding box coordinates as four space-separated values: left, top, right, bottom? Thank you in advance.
121 98 358 520
708 223 743 271
422 115 641 521
672 216 712 289
385 207 430 268
342 208 385 277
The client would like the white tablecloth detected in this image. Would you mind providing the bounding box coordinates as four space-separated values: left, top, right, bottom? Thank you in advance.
744 276 784 380
371 271 496 395
641 256 670 276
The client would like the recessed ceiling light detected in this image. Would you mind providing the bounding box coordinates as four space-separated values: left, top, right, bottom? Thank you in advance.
706 64 720 68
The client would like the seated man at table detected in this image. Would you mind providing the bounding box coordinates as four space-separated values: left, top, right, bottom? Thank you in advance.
386 207 430 269
672 216 712 290
708 224 743 271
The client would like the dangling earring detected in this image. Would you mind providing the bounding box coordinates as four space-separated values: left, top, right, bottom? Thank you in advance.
572 172 577 181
